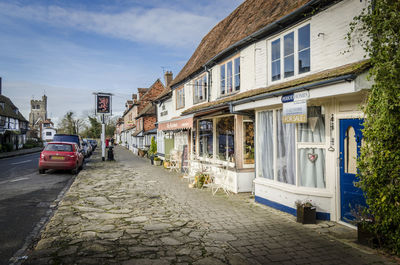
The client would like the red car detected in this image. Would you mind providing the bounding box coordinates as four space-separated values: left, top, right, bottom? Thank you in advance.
38 142 84 174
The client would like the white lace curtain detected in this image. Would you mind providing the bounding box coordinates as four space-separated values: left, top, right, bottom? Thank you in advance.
276 110 296 185
257 111 274 179
298 106 326 188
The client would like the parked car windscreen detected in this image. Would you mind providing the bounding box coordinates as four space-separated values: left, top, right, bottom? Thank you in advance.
45 143 73 152
53 135 80 147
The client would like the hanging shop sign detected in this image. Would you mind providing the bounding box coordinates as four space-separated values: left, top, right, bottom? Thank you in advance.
94 93 113 115
282 91 309 123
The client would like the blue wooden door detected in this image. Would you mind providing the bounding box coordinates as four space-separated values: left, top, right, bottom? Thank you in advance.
339 118 366 222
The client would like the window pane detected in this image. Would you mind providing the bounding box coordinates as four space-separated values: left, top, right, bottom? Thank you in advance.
298 106 325 143
199 119 213 157
298 24 310 51
284 32 294 56
271 39 280 61
194 80 198 101
234 57 240 74
257 111 273 179
234 57 240 91
220 64 225 94
216 116 235 161
272 60 281 81
235 74 240 91
298 49 310 74
284 55 294 78
299 148 326 188
198 79 203 100
202 76 207 100
345 126 357 174
276 110 296 185
45 144 73 152
243 121 254 164
227 61 233 93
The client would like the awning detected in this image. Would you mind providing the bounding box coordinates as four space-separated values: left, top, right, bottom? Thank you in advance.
158 115 194 131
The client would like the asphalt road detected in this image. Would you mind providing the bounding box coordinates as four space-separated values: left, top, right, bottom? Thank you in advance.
0 152 75 265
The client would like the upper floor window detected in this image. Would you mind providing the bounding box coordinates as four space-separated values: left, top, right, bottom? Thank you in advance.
220 57 240 95
194 75 207 104
271 24 310 82
176 86 185 109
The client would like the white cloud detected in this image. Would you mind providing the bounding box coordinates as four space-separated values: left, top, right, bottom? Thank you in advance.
0 2 219 48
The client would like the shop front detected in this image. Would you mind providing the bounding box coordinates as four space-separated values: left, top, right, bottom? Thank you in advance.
157 115 193 159
190 110 255 193
232 73 371 222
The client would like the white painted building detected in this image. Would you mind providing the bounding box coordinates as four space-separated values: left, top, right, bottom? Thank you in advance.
41 119 56 141
164 0 370 224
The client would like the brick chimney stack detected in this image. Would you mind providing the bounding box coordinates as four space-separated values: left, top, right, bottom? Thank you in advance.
164 71 173 87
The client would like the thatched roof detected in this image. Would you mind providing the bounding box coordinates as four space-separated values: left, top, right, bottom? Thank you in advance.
182 60 370 115
0 94 28 122
170 0 312 88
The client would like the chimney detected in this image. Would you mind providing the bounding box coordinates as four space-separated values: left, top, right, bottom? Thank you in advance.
164 71 173 87
0 77 2 95
132 94 137 101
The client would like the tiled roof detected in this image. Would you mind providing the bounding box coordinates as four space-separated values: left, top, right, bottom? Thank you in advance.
182 60 371 115
138 103 156 117
170 0 311 87
0 94 28 122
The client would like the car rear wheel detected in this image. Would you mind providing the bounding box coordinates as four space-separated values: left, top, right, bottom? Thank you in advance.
39 169 46 174
71 164 79 175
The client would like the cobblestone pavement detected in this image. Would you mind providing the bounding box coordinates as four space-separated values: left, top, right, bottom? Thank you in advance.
24 146 397 265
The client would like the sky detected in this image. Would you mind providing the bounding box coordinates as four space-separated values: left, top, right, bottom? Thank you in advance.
0 0 243 126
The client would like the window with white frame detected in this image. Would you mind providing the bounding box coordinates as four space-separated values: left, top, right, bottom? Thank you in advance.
271 24 310 82
176 86 185 109
220 57 240 95
194 75 207 104
257 105 326 188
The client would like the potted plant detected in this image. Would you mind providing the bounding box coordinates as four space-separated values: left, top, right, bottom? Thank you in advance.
348 206 378 247
154 156 162 166
295 199 316 224
148 137 157 165
194 173 206 188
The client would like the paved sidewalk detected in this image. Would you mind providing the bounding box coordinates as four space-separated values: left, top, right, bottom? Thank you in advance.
0 147 42 159
24 146 397 265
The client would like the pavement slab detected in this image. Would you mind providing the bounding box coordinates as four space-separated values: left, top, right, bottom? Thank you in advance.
24 146 398 265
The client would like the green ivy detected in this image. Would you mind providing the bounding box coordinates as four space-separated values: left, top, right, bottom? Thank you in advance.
348 0 400 255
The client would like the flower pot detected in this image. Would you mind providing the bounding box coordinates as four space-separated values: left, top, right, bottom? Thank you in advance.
154 160 162 166
297 206 316 224
357 222 378 248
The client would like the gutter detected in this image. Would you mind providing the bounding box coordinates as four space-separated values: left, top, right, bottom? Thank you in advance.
232 74 357 107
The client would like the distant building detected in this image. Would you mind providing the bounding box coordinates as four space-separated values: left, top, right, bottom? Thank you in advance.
0 78 29 151
41 119 56 142
29 95 47 134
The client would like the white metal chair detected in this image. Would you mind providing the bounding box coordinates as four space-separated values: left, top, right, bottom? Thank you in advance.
169 150 181 172
211 161 231 196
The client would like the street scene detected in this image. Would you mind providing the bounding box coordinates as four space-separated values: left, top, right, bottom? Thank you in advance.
0 0 399 264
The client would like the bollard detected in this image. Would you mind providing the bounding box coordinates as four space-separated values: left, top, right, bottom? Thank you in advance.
107 146 115 161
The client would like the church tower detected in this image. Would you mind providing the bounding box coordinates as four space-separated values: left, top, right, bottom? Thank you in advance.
29 95 47 130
